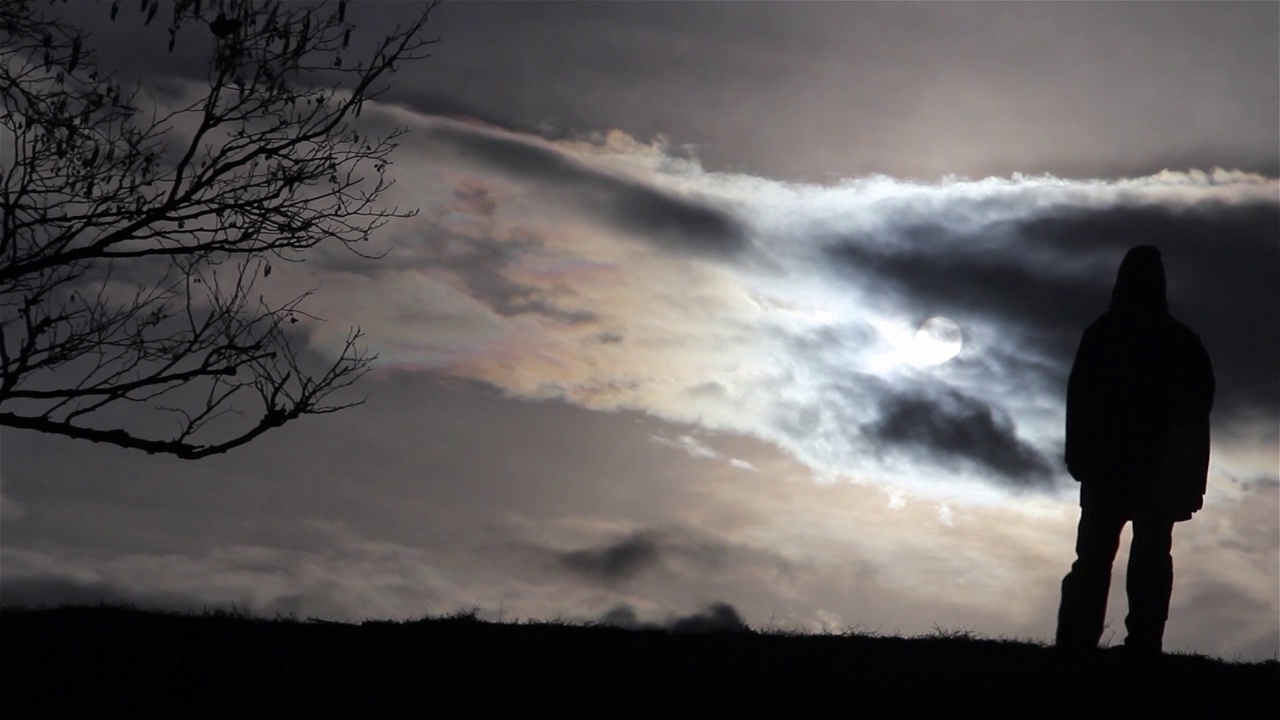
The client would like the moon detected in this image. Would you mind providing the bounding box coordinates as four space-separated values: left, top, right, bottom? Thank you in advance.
906 316 963 366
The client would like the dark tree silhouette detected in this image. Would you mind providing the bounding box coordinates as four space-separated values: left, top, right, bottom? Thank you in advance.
0 0 438 458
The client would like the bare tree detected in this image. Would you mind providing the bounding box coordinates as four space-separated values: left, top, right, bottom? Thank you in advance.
0 0 438 458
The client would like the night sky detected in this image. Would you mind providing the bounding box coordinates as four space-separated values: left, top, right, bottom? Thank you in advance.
2 1 1277 659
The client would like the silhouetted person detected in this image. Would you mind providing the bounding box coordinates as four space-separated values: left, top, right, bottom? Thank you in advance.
1056 245 1214 657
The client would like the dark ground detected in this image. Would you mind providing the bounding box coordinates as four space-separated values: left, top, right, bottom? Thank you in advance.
3 605 1276 716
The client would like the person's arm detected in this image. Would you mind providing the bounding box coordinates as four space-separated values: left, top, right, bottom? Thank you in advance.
1192 336 1215 499
1065 328 1104 482
1196 338 1214 416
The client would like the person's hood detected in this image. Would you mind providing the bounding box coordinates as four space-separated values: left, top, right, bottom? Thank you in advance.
1111 245 1168 311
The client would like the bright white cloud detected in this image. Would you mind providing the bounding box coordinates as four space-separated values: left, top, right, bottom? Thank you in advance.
293 112 1278 506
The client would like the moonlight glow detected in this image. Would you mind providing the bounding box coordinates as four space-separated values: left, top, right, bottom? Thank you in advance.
906 317 964 366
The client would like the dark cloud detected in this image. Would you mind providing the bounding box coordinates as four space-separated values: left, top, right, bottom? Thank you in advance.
552 526 790 589
453 182 499 218
0 574 353 620
559 532 662 583
863 388 1056 487
1174 581 1279 652
828 225 1101 364
426 123 747 257
433 234 598 326
600 601 748 633
668 601 749 633
0 575 208 613
394 90 530 133
827 201 1280 436
317 215 599 326
1021 202 1280 433
1241 474 1280 489
599 604 645 627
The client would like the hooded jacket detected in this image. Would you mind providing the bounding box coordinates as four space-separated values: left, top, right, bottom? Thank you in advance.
1064 246 1214 520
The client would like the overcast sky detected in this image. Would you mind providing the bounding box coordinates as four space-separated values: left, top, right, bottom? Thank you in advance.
3 1 1277 659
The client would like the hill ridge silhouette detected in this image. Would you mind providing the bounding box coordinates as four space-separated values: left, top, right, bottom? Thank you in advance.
3 605 1276 715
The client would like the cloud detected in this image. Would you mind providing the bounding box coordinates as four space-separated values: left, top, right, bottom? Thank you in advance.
423 120 748 257
863 388 1056 488
1018 202 1280 431
824 228 1102 363
4 371 1274 659
170 106 1276 498
650 434 758 471
670 601 748 632
354 1 1280 182
426 232 600 326
1170 580 1280 659
546 524 793 591
0 575 211 613
600 601 748 633
651 434 722 460
7 5 1278 662
1242 474 1280 489
559 532 662 583
823 200 1280 436
1 485 24 522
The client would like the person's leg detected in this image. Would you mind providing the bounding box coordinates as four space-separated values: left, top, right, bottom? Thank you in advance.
1124 515 1175 654
1056 486 1128 651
